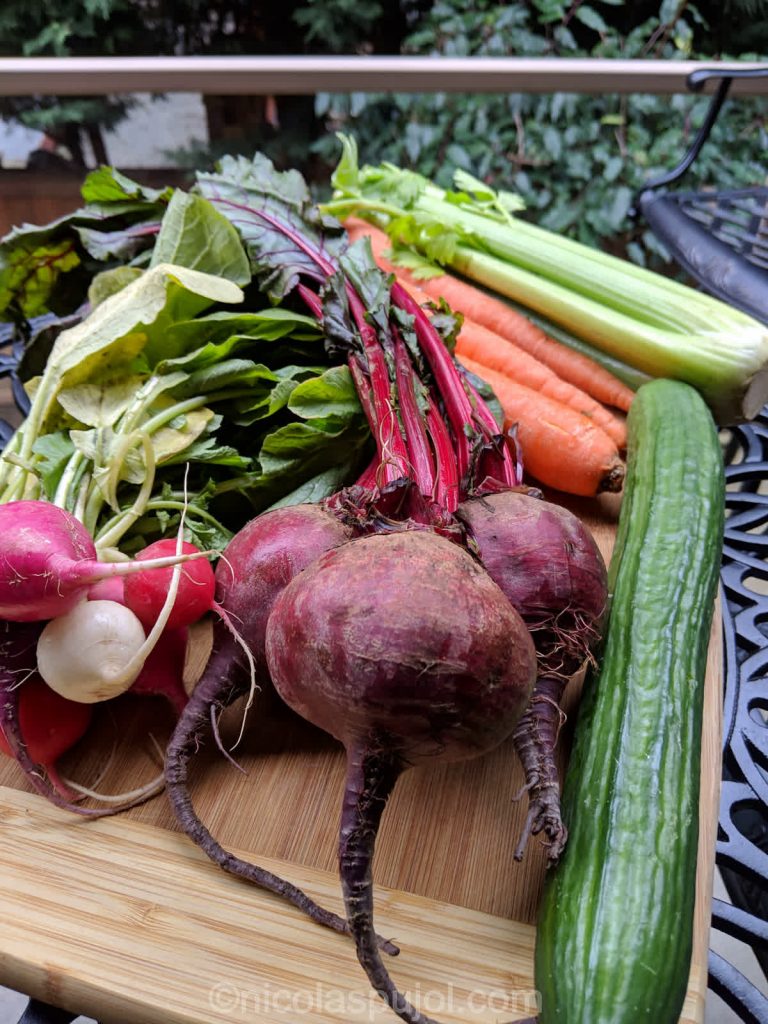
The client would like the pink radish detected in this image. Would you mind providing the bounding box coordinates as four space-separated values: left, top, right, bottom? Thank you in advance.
264 530 537 1024
130 626 189 715
0 501 204 622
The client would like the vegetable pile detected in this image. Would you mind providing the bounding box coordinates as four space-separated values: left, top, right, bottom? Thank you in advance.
0 137 734 1024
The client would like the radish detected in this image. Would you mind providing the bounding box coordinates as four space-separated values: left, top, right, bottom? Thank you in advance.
164 502 377 945
87 576 190 715
123 539 216 631
0 620 162 816
130 626 189 716
456 490 608 862
37 600 147 703
0 501 204 622
264 530 537 1024
0 674 92 799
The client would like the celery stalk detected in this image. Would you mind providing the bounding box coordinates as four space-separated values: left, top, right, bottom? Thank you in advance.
326 138 768 424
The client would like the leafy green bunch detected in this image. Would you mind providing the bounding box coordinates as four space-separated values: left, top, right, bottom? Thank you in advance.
0 163 369 553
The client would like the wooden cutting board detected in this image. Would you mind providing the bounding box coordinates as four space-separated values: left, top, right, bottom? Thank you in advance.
0 493 722 1024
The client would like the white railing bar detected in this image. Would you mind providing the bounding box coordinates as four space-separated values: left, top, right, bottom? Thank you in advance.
0 56 766 97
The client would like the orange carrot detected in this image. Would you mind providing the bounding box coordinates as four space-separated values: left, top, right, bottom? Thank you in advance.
344 218 635 413
457 355 625 497
454 319 627 449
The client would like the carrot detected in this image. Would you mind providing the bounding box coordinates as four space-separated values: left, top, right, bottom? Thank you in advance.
344 218 635 413
457 320 626 448
457 355 625 497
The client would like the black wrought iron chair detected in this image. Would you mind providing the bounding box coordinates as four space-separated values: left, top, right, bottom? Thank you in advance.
640 65 768 1024
638 66 768 324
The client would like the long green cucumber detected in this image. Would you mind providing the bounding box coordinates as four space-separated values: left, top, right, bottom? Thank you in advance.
535 378 725 1024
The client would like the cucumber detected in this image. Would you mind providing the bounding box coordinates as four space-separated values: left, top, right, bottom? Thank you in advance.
535 378 725 1024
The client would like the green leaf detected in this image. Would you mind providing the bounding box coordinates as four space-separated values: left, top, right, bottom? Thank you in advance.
161 309 320 361
574 6 609 32
287 366 361 423
150 191 251 287
195 151 345 303
88 266 144 309
81 167 173 206
25 264 242 448
148 407 216 469
57 375 146 427
0 236 80 317
161 436 251 470
169 359 278 399
30 432 75 499
265 461 363 511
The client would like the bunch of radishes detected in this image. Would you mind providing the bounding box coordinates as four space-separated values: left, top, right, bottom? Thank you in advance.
0 499 220 813
158 167 610 1024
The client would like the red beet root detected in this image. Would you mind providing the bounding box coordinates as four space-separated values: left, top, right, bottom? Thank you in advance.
457 491 608 862
164 503 374 944
265 530 536 1024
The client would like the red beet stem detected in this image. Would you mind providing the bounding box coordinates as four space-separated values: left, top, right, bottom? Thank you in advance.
347 287 411 482
462 376 520 490
340 749 438 1024
425 394 459 513
164 623 399 955
297 281 323 319
393 328 435 499
390 282 475 486
512 675 570 863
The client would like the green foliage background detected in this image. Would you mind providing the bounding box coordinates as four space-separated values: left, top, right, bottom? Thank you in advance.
0 0 765 261
307 0 767 262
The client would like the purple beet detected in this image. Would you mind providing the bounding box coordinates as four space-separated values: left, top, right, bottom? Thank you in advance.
163 502 385 945
457 490 608 861
265 530 537 1024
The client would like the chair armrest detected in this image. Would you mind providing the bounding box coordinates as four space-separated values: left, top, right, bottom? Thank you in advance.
688 65 768 92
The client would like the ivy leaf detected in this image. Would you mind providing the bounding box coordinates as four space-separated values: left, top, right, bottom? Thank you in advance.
575 6 609 32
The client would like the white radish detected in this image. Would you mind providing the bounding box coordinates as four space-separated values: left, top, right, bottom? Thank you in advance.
37 600 147 703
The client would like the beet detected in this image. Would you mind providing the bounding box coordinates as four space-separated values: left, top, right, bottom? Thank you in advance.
165 502 368 941
457 491 608 861
265 530 536 1024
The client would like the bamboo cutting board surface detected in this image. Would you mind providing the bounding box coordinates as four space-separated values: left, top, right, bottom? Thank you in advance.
0 492 722 1024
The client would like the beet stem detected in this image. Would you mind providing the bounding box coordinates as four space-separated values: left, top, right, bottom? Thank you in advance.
340 749 439 1024
164 630 399 956
511 675 569 864
392 328 436 500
